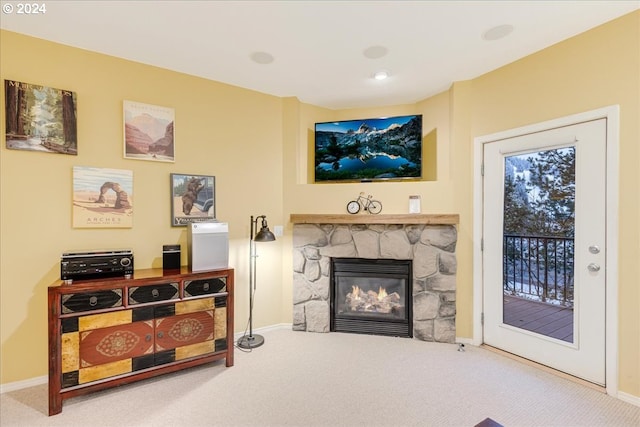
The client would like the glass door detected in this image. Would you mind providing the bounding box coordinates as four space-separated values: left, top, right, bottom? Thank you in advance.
482 118 606 385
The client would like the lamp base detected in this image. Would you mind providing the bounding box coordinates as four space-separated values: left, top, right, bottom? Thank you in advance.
237 334 265 349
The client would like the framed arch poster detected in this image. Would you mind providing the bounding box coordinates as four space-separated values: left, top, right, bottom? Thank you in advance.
72 166 133 228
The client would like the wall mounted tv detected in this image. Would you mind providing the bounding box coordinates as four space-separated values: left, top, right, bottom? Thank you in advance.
314 114 422 182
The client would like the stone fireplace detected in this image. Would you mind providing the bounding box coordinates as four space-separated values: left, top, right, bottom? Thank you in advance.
291 214 459 343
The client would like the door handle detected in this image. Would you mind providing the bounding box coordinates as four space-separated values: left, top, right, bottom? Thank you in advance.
587 263 600 272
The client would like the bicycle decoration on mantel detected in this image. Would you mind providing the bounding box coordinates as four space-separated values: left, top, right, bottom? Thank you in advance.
346 192 382 214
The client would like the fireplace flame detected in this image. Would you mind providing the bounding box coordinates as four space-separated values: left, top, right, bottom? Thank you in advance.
345 284 402 315
349 284 389 301
351 285 361 300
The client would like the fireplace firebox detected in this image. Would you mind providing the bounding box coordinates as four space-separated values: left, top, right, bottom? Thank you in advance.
330 258 412 338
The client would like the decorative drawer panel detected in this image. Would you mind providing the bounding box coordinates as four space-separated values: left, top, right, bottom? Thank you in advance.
184 277 226 297
61 289 123 314
175 298 214 316
79 359 132 385
130 350 177 372
128 282 179 305
154 310 214 352
79 321 154 367
79 310 132 332
61 332 79 373
62 360 134 389
214 307 227 340
175 340 215 361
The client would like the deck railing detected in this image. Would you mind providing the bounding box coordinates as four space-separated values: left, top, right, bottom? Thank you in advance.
503 234 574 306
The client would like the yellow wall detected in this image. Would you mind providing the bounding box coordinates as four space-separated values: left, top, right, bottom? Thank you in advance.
0 31 285 384
1 10 638 398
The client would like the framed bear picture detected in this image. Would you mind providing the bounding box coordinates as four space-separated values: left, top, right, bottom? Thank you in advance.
170 173 215 226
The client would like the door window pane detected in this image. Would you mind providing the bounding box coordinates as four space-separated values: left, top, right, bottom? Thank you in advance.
502 148 575 342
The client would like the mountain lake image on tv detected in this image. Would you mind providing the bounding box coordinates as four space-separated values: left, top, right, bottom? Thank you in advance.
314 114 422 182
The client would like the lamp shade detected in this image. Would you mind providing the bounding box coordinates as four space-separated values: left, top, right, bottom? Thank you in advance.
254 225 276 242
254 216 276 242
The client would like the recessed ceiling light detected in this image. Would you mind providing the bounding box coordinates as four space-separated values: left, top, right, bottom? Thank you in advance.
482 24 514 41
250 51 275 64
374 70 389 80
363 45 388 59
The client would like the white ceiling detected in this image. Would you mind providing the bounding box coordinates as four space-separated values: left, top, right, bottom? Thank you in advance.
1 1 638 109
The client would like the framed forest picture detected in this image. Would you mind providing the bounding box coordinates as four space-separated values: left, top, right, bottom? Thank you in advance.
4 79 78 155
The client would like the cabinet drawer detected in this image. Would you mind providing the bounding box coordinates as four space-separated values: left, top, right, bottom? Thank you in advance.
128 282 179 305
61 290 123 314
184 277 226 297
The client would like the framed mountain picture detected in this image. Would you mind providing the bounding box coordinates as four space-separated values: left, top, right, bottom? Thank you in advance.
123 100 175 162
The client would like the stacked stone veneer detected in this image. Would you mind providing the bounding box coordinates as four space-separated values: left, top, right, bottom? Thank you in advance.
292 223 457 343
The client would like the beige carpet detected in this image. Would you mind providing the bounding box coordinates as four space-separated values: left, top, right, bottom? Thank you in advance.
1 328 639 426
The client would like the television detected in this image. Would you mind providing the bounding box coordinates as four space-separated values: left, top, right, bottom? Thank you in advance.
314 114 422 182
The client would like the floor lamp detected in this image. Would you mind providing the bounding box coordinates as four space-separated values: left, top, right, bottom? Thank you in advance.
237 215 275 349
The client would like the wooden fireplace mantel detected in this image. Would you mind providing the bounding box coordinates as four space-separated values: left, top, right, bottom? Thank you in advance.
290 213 459 225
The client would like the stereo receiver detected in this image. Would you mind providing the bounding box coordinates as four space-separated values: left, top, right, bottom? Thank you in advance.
60 249 134 284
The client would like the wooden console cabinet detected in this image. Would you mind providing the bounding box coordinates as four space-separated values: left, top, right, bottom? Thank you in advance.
47 267 234 415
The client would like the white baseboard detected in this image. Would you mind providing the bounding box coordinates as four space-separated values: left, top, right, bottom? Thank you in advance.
234 323 292 340
0 375 47 394
618 391 640 407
